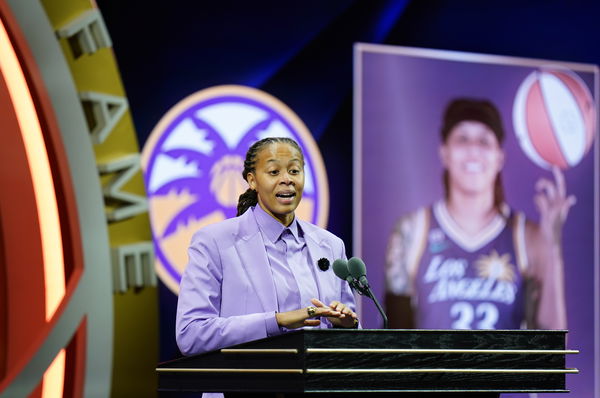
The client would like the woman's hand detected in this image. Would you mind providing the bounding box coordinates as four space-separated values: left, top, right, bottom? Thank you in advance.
534 166 576 244
275 298 358 329
275 304 341 329
311 298 358 328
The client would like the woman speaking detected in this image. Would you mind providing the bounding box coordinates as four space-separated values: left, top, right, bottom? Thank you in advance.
176 137 358 358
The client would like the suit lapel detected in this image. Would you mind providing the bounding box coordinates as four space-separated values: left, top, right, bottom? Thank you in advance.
301 221 334 301
234 210 278 313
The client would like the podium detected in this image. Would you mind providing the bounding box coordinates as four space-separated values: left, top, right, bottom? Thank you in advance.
157 329 577 397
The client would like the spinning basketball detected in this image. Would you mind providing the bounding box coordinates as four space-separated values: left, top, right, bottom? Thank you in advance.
512 68 597 169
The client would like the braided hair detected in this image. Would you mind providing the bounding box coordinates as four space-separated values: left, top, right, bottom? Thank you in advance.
236 137 304 216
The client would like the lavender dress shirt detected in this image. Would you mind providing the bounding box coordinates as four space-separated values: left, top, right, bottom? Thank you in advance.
254 205 321 321
176 205 355 357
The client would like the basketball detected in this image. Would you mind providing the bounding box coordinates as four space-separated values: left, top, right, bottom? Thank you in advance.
512 67 596 169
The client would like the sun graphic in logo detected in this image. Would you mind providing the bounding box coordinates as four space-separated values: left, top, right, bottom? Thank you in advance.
475 250 516 282
210 154 246 207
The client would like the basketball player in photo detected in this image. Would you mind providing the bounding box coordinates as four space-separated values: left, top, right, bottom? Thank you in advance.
385 98 574 330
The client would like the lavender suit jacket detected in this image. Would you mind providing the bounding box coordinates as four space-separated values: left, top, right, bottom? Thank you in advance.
176 208 356 356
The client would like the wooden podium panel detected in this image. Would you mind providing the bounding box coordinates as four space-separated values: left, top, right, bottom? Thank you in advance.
157 329 577 396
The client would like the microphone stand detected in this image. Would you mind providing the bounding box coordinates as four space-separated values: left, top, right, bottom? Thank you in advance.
354 281 388 329
365 286 388 329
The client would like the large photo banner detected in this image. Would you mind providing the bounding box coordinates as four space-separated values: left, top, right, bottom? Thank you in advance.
354 43 598 397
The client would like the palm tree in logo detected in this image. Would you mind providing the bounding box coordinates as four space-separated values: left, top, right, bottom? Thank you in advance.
146 100 300 276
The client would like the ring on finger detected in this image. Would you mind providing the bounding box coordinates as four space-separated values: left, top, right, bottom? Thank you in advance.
307 306 317 317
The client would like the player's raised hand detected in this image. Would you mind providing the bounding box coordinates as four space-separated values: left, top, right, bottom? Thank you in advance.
534 166 576 243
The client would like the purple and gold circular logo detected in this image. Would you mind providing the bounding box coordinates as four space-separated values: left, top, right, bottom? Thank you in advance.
141 85 329 293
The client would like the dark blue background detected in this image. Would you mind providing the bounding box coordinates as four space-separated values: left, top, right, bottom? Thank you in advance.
96 0 600 363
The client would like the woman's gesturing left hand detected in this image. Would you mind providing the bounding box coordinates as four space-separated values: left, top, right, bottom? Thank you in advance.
311 298 358 328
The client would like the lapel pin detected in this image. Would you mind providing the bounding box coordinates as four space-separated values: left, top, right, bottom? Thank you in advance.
317 258 330 271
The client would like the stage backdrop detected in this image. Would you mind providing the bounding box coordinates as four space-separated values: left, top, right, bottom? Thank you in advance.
354 43 598 398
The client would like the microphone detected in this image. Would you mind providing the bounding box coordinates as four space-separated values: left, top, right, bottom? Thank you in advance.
332 259 350 280
347 257 370 288
347 257 389 329
332 259 365 294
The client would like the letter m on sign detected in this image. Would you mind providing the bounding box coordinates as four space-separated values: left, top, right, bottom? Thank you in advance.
97 154 148 222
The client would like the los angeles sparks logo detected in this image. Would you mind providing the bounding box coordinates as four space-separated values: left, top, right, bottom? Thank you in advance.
141 85 329 294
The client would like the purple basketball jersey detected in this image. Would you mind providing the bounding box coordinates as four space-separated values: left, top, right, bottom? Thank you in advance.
414 202 526 330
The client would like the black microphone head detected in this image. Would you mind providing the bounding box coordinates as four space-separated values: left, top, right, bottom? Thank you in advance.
332 259 350 280
348 257 367 279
